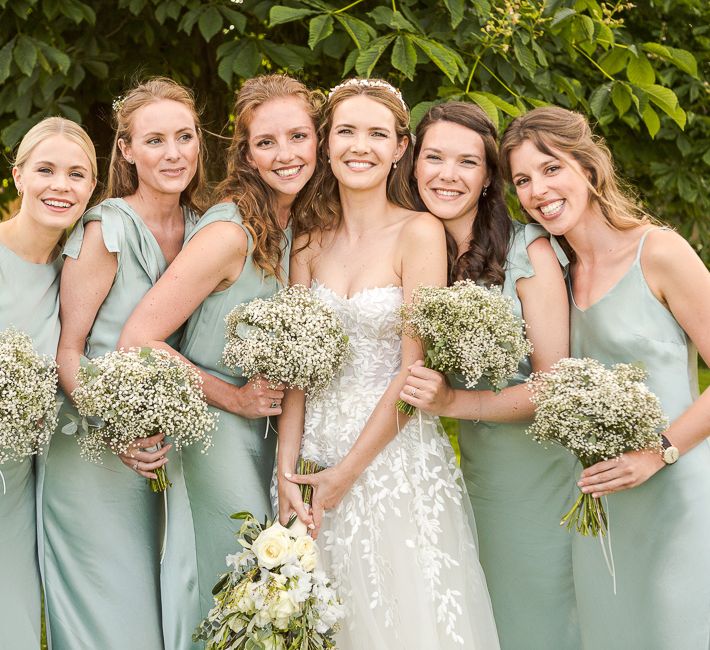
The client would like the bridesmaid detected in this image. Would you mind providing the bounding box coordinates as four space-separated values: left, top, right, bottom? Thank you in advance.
118 74 321 647
502 106 710 649
398 102 578 649
41 77 205 649
0 118 95 650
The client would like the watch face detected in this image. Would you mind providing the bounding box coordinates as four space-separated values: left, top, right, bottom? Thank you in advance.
663 446 680 464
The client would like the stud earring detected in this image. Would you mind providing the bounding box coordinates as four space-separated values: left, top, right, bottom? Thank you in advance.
18 188 22 196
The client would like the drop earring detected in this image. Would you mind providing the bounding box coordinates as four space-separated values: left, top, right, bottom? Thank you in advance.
482 185 488 197
393 160 398 169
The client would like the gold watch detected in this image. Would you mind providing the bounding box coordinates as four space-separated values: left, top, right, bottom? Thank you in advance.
661 434 679 465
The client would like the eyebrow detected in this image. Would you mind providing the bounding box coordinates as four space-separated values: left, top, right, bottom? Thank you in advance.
334 122 392 132
141 126 195 137
250 125 314 140
421 147 482 160
34 160 90 172
511 155 560 178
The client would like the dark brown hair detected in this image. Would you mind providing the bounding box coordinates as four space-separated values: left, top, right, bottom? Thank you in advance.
104 77 207 214
217 74 323 281
414 101 511 286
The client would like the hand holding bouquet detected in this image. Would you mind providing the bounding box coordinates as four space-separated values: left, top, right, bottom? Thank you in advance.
396 280 533 415
194 459 344 649
223 284 350 397
0 328 58 466
70 347 217 492
527 357 667 536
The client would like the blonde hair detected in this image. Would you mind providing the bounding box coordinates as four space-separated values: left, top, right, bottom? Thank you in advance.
105 77 207 213
216 74 323 281
297 78 416 236
500 106 653 231
14 116 97 178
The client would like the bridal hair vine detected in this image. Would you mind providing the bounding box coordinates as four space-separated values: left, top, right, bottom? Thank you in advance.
328 78 408 111
112 95 126 113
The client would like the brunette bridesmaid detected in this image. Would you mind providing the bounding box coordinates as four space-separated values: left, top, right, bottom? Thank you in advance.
399 102 578 650
41 78 205 649
0 117 95 650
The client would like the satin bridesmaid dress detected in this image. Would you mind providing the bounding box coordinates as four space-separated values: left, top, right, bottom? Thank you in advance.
570 228 710 649
0 242 61 649
455 221 581 650
40 198 195 650
161 201 291 649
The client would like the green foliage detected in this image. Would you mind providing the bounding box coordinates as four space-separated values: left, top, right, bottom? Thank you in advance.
0 0 707 261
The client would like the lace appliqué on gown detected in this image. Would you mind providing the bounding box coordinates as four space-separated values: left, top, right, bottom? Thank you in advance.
298 282 500 650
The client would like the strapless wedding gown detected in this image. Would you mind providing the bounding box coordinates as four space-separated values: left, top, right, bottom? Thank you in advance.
300 282 500 649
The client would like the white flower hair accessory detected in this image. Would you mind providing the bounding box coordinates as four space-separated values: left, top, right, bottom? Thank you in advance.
112 95 125 113
328 78 408 111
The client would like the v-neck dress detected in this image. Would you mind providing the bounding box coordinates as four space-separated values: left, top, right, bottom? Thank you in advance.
40 198 196 650
0 242 62 650
160 202 292 649
453 221 581 650
570 228 710 649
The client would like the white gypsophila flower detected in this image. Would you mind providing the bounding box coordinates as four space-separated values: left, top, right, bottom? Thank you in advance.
223 285 350 397
527 357 667 466
400 280 533 390
71 347 217 463
0 328 58 464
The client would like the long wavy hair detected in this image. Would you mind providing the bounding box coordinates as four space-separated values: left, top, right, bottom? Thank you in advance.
413 102 511 286
104 77 207 213
500 107 654 251
216 74 323 281
297 78 417 237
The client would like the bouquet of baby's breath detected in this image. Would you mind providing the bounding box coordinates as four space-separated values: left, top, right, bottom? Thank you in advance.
194 459 344 650
70 347 217 492
396 280 533 415
223 285 350 397
0 328 58 466
527 357 667 536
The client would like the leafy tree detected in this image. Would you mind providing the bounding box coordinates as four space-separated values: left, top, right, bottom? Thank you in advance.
0 0 707 260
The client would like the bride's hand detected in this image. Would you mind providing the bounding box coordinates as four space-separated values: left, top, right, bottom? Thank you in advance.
286 465 354 539
278 474 314 533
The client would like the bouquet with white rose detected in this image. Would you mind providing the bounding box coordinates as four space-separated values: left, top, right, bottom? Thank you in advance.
69 347 217 492
396 280 533 415
222 285 350 397
527 358 667 536
0 328 58 489
194 459 343 649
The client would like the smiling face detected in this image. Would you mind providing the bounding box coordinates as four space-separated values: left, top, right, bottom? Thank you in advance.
246 95 318 205
327 95 407 192
508 139 594 236
415 120 489 228
118 98 199 198
13 134 96 232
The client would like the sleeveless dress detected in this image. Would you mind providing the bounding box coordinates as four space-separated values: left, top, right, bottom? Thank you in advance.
0 242 61 649
162 202 291 649
40 198 196 650
570 228 710 649
300 281 500 649
454 221 580 650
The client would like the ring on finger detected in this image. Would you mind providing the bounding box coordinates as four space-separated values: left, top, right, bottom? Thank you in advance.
410 387 417 398
270 401 278 409
133 461 140 471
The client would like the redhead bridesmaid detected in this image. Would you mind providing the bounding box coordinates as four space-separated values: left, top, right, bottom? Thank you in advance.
41 78 206 649
502 106 710 649
0 117 95 649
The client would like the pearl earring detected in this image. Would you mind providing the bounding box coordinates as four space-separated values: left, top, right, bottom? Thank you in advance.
482 185 488 197
393 160 398 169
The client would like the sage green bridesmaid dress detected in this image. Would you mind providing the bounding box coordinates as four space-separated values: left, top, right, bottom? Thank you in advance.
39 198 195 650
0 242 61 649
455 221 581 650
570 228 710 649
162 202 290 649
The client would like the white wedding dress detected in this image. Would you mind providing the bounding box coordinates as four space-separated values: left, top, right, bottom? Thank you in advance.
300 282 500 649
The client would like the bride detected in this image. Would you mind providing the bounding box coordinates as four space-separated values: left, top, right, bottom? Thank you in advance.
276 78 500 649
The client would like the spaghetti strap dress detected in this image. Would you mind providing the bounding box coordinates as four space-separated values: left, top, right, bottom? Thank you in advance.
0 242 61 649
570 227 710 649
161 201 291 649
40 198 195 650
455 221 581 650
